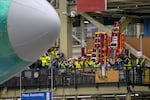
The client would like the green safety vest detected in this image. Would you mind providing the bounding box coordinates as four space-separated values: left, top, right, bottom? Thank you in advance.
51 51 57 58
75 61 81 69
136 58 145 70
94 63 100 68
136 59 145 66
40 56 47 67
124 58 132 70
58 62 61 68
88 60 94 67
84 61 89 68
45 56 50 66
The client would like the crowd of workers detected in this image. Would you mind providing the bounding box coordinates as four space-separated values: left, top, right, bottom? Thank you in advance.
29 49 146 84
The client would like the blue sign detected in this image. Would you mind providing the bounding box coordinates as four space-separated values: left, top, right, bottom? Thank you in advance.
21 92 52 100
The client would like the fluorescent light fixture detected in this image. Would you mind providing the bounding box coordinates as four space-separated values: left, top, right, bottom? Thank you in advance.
51 94 139 99
66 96 75 98
102 94 139 97
84 21 89 24
53 97 62 99
66 95 92 98
78 96 92 98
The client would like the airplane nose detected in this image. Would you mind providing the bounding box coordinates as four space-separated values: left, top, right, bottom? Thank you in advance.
7 0 61 62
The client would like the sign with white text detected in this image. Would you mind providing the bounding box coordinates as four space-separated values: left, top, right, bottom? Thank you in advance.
21 92 52 100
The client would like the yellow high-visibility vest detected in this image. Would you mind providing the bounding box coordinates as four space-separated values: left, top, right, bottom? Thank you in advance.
75 61 81 69
45 56 51 66
51 51 57 58
124 58 132 70
40 56 47 67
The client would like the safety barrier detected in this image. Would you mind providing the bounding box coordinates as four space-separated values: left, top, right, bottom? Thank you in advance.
0 66 149 89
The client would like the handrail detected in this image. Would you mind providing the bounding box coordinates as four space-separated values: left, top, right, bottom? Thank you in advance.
125 42 150 66
0 66 149 89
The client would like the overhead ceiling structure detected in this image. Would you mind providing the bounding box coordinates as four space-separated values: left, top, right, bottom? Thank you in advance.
50 0 150 18
77 0 150 25
105 0 150 18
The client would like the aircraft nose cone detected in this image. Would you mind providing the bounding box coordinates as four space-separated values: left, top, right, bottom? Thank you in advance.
7 0 61 62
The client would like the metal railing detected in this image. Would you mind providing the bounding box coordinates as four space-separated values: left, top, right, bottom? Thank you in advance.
0 66 149 89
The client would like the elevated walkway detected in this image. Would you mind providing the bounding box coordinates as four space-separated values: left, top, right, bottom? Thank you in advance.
0 86 128 98
0 86 150 100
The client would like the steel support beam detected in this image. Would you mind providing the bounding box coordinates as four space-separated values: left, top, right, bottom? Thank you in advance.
120 17 133 32
126 93 131 100
62 95 66 100
114 94 119 100
72 34 81 43
120 17 141 32
72 45 81 54
136 23 142 38
54 86 127 96
80 13 112 36
58 0 72 58
0 86 150 99
50 0 55 3
81 17 85 47
81 16 86 56
0 86 127 98
80 13 141 37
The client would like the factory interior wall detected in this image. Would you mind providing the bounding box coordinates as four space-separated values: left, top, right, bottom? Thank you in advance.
144 19 150 37
126 37 150 58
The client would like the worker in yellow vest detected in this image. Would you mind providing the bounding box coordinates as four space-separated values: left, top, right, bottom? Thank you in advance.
45 54 51 68
88 59 94 72
124 57 132 70
39 56 47 68
123 55 132 83
136 58 145 68
74 59 81 72
78 58 84 72
84 59 90 72
136 57 145 84
93 61 100 73
51 49 58 59
87 59 94 67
